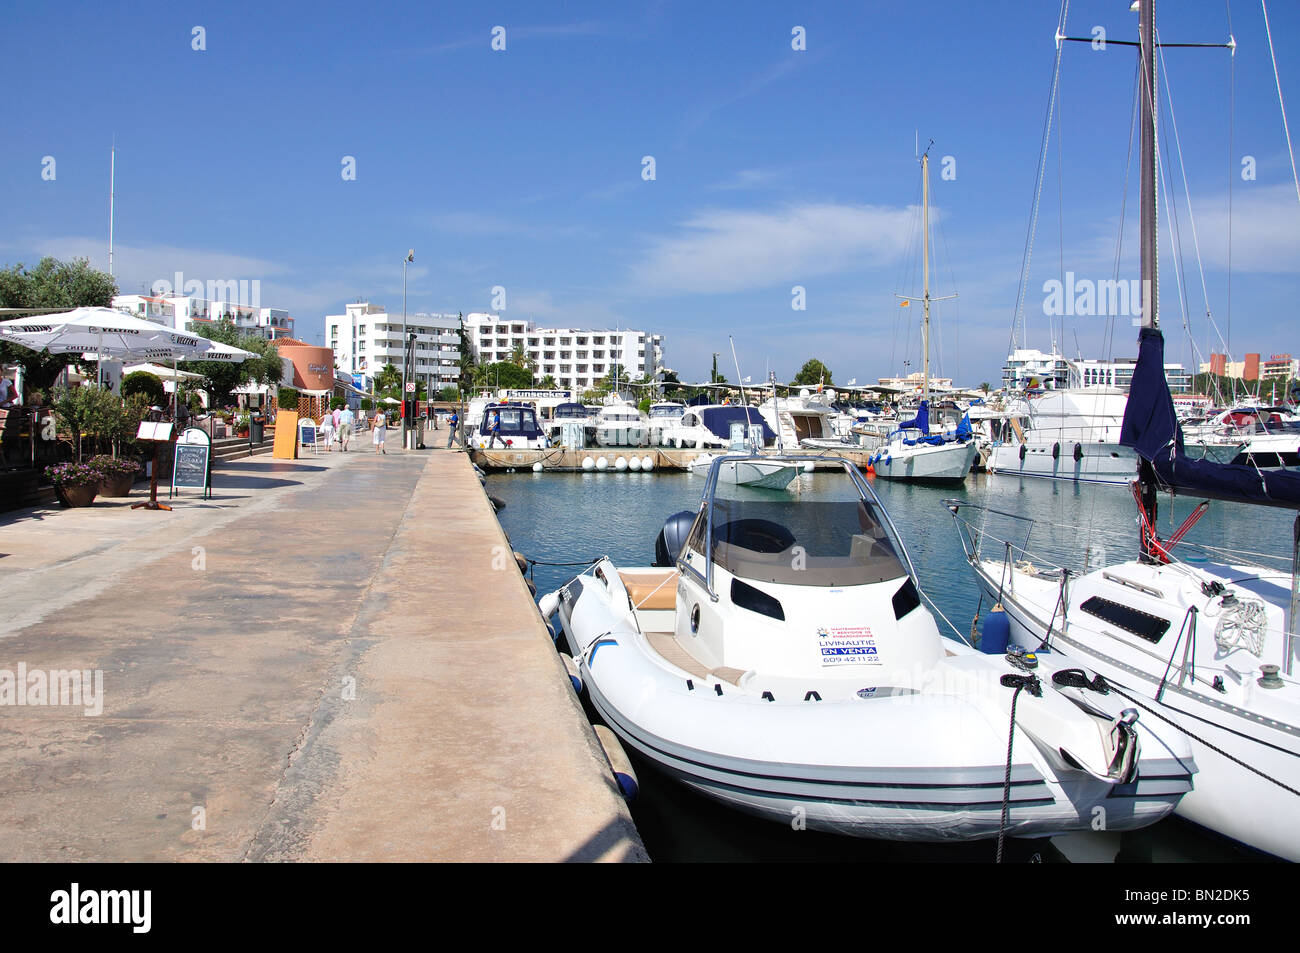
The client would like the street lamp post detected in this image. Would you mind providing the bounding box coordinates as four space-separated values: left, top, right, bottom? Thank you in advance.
402 249 413 446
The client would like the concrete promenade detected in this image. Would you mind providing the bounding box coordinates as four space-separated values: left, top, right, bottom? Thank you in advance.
0 443 646 862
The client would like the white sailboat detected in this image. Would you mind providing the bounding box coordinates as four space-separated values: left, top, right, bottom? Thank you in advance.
951 0 1300 860
871 149 977 484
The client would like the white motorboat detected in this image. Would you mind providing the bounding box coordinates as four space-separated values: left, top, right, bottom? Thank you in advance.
467 402 550 449
758 393 852 450
646 401 687 446
545 401 596 448
541 455 1195 842
687 453 800 490
985 389 1137 484
1183 407 1300 469
593 400 649 448
661 404 774 450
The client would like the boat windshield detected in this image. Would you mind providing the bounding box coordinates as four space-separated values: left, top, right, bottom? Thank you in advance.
649 404 683 418
702 467 907 587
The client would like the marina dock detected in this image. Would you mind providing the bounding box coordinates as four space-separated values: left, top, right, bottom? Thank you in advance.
0 447 646 862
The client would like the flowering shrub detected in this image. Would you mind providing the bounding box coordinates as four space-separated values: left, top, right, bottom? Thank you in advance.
87 455 141 477
44 462 101 487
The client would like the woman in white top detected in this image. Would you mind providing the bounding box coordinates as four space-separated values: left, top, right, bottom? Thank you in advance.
372 409 387 455
318 411 335 451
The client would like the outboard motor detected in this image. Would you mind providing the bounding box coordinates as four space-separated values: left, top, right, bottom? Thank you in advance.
654 510 697 567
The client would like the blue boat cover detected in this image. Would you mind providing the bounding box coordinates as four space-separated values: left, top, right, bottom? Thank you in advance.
897 400 931 436
1120 328 1300 509
699 406 776 443
955 412 973 441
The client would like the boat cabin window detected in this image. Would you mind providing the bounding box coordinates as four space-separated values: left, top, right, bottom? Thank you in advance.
707 475 906 587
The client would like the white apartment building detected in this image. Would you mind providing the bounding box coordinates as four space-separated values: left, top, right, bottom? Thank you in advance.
325 302 461 393
1070 357 1191 394
113 293 294 340
462 312 665 394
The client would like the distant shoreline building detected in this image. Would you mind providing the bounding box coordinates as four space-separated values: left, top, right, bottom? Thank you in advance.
462 313 665 394
1199 352 1298 382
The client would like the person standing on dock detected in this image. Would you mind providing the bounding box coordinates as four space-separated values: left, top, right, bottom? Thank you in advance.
488 410 505 448
446 410 460 449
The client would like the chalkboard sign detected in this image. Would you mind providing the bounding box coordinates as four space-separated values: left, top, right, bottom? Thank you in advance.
171 443 210 498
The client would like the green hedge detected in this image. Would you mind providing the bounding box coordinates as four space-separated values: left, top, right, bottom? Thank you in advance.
278 387 299 410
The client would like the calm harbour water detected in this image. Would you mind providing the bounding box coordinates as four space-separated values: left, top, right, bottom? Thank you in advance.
487 466 1287 862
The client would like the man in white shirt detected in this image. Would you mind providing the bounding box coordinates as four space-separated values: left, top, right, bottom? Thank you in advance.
338 406 355 451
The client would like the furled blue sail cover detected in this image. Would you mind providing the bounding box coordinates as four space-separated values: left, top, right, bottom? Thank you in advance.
1120 327 1300 508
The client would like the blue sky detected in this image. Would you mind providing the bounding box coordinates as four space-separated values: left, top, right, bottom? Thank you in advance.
3 0 1298 386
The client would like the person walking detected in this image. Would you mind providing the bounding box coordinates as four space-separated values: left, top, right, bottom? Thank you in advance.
318 409 335 451
372 407 387 454
487 409 504 448
446 410 460 449
338 405 355 451
332 405 342 447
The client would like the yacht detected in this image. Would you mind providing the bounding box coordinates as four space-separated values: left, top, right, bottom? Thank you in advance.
541 455 1195 841
758 393 851 450
467 402 549 450
646 401 687 446
660 405 774 450
593 400 650 448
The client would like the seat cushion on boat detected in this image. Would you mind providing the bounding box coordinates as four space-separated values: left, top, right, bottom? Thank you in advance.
621 570 678 610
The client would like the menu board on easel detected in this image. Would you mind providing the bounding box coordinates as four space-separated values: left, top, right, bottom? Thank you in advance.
272 410 299 459
171 428 211 499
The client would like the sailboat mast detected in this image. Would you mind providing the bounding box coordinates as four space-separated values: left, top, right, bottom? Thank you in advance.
922 151 931 405
1139 0 1158 330
108 142 115 279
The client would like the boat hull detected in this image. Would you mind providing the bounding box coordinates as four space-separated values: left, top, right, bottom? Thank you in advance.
872 441 977 484
971 559 1300 861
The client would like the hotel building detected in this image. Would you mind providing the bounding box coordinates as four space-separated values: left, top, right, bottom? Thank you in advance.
325 302 461 393
462 312 665 394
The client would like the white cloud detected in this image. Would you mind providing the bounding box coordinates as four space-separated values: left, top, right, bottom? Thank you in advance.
629 202 919 295
1190 184 1300 273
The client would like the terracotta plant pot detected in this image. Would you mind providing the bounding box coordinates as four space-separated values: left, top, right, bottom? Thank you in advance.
98 473 136 497
55 483 98 508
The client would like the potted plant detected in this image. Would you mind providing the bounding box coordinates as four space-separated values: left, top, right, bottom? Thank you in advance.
234 412 251 437
88 454 141 497
45 461 100 508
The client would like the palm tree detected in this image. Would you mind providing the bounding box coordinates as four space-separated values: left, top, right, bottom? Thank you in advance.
375 362 401 392
540 374 558 390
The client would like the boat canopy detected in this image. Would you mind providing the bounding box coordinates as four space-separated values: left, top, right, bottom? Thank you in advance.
552 402 589 419
699 406 776 443
1120 327 1300 509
